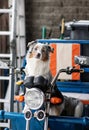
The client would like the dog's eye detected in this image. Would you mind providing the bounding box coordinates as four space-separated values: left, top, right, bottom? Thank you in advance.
42 47 46 52
42 49 45 52
34 47 38 51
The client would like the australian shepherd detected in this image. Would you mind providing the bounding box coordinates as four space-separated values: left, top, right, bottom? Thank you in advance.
25 41 53 82
23 41 83 118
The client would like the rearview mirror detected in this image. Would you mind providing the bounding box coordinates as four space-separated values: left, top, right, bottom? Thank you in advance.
74 56 89 66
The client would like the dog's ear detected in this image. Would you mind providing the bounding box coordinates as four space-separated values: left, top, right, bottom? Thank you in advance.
27 41 36 48
27 41 37 54
48 45 54 53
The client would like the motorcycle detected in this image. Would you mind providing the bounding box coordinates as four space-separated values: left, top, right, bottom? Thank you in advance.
15 55 89 130
23 59 86 130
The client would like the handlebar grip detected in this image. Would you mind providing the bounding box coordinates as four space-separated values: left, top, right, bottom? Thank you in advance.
66 67 84 74
15 80 24 95
72 69 84 73
15 85 20 95
80 69 84 73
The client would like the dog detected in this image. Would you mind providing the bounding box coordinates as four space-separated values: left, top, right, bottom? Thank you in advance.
61 96 83 117
23 41 83 118
23 41 54 113
25 41 53 82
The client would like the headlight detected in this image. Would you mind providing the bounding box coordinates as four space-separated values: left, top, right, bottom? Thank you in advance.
25 88 44 110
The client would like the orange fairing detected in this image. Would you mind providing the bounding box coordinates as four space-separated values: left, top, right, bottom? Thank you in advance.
50 97 62 104
81 100 89 105
14 95 24 102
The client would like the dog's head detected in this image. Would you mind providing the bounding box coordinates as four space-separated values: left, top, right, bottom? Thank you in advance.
27 41 54 61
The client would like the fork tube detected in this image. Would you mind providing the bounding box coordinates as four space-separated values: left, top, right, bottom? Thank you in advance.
26 120 30 130
44 116 49 130
44 93 50 130
44 102 50 130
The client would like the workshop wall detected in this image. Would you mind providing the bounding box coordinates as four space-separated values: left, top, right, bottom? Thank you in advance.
25 0 89 43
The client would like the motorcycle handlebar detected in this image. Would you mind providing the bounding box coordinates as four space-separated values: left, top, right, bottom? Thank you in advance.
51 66 84 87
66 67 84 74
15 67 25 74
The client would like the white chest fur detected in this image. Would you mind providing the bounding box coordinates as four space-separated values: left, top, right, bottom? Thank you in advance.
25 58 50 78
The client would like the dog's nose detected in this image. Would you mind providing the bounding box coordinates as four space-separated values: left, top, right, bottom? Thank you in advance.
37 53 41 58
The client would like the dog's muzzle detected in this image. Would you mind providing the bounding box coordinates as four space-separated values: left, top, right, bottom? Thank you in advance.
36 53 41 59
